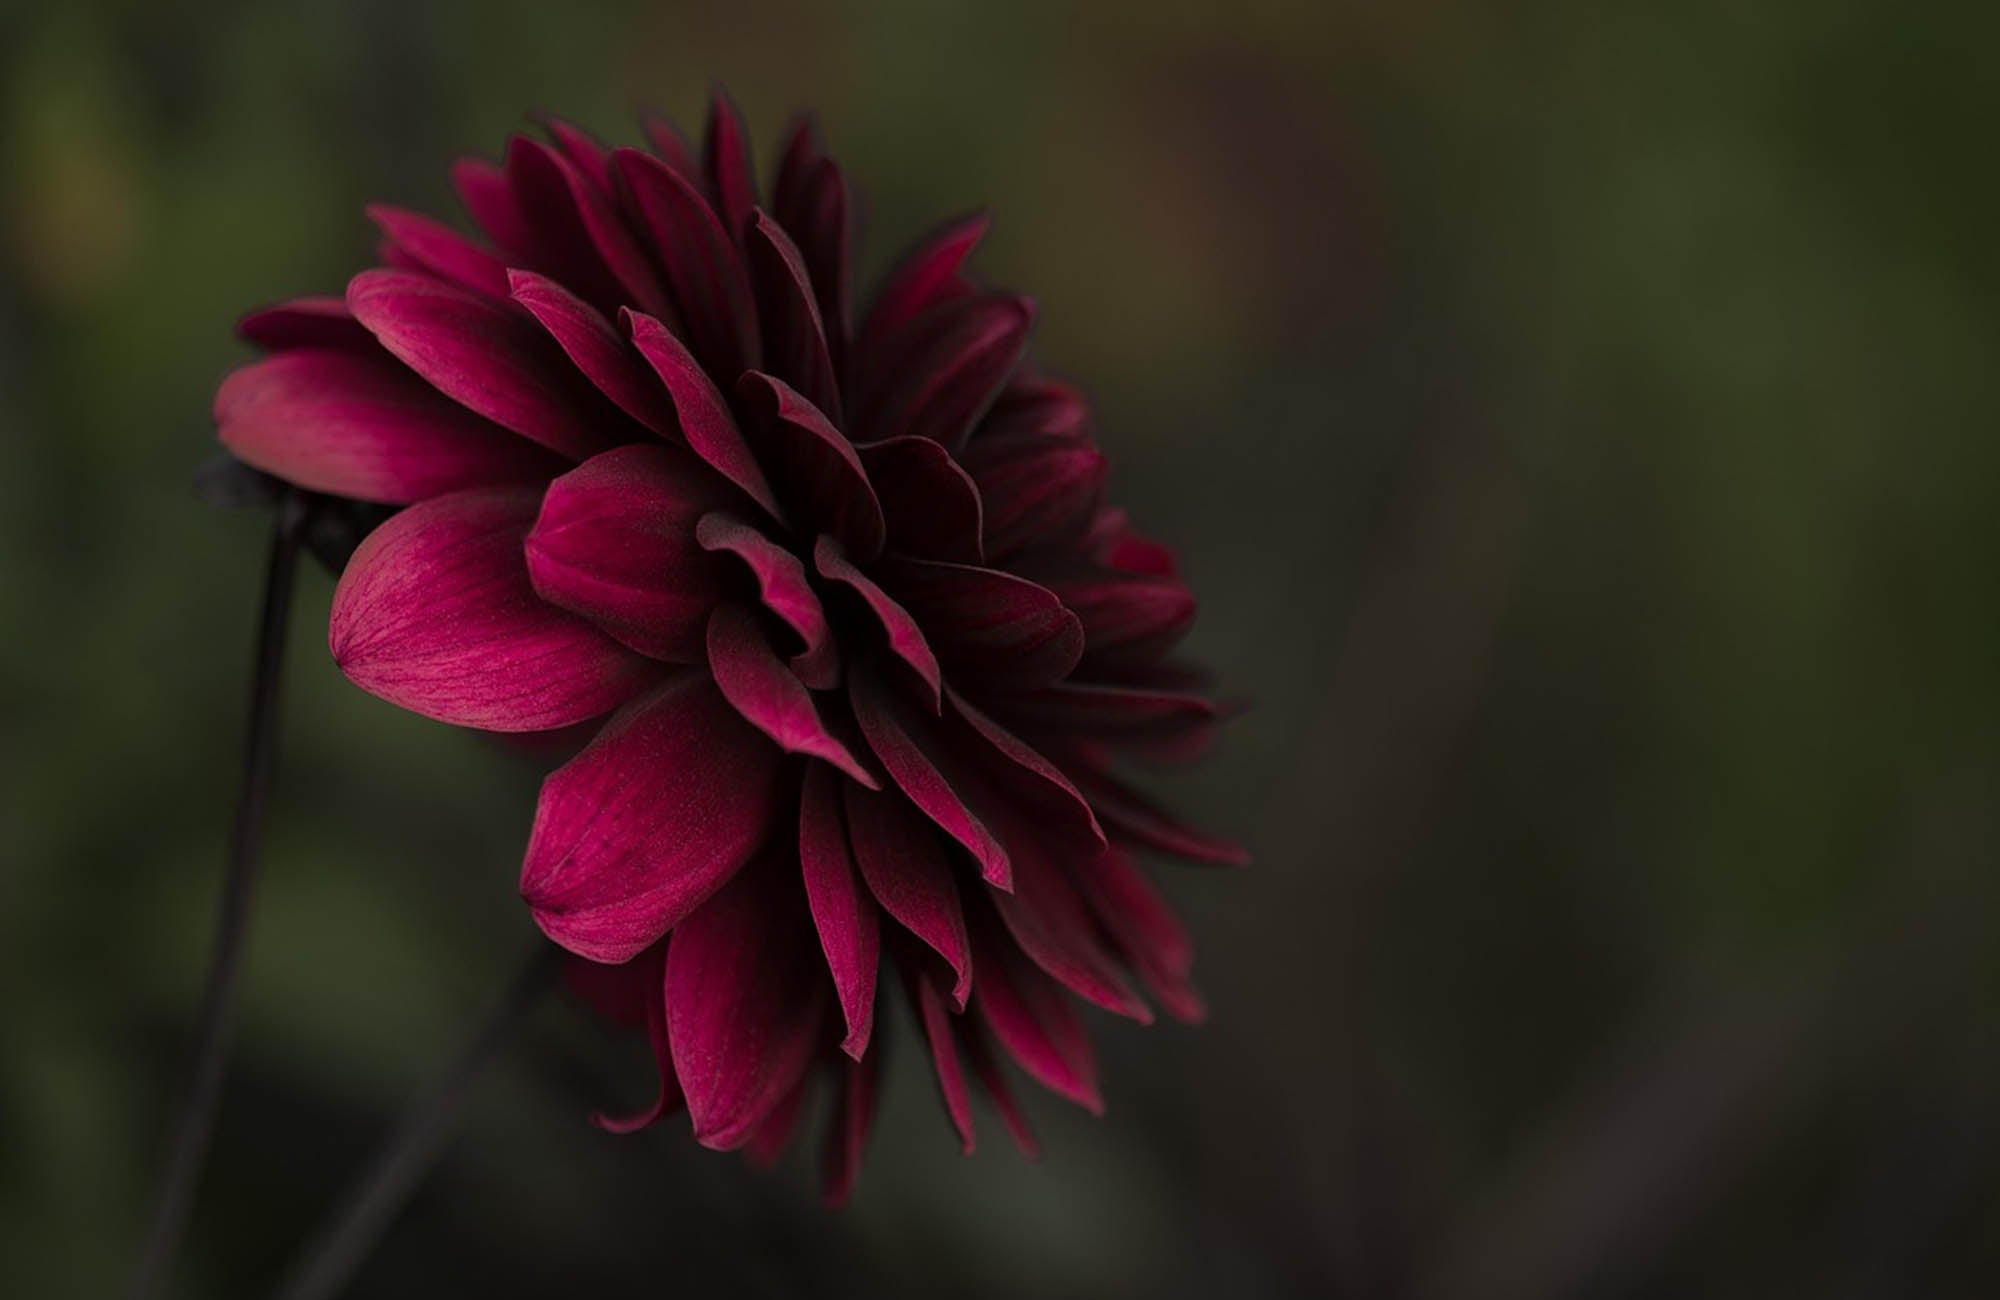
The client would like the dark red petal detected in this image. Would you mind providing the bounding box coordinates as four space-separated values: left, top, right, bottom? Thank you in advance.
588 952 688 1133
525 444 732 662
815 538 939 707
706 604 874 785
821 1051 881 1208
610 147 761 379
346 269 627 461
910 966 976 1154
236 296 374 351
1085 505 1180 578
451 156 533 256
507 269 678 435
772 124 852 373
861 213 989 347
970 923 1102 1114
856 437 984 565
800 766 880 1058
961 1019 1039 1158
216 348 561 503
641 112 699 180
521 674 783 963
843 780 973 1006
506 134 670 317
989 816 1151 1022
666 855 829 1150
625 309 783 518
1076 847 1205 1024
329 486 654 730
695 512 837 688
738 373 884 560
541 117 614 193
848 668 1008 888
745 210 841 422
365 205 510 298
947 689 1105 851
861 295 1034 452
979 374 1091 441
1044 566 1197 666
743 1074 812 1168
961 433 1108 558
999 680 1219 739
1068 763 1249 866
877 557 1082 691
701 90 758 245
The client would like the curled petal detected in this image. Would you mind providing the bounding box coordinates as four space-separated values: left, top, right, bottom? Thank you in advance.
508 270 679 434
1044 565 1197 667
237 296 373 351
843 780 971 1007
611 146 761 379
217 348 561 503
626 309 783 519
989 814 1151 1022
366 205 510 297
507 133 669 316
961 432 1108 558
800 766 880 1058
946 689 1105 851
816 538 939 707
849 669 1007 889
1068 763 1248 866
696 512 837 688
861 213 988 348
521 674 784 962
970 921 1102 1114
583 950 688 1133
860 295 1034 452
857 436 984 564
746 212 841 422
739 373 884 560
878 557 1082 691
706 604 874 785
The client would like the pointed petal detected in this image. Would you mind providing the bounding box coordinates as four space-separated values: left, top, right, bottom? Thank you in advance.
237 296 373 351
1069 763 1248 866
329 486 653 729
745 211 841 422
1076 847 1205 1024
641 111 699 180
508 269 679 435
521 674 784 962
861 213 989 347
739 372 883 560
611 146 761 379
585 950 688 1133
525 444 732 662
346 269 627 460
962 1019 1040 1157
947 689 1105 850
961 432 1108 558
216 348 562 503
772 121 852 373
860 295 1033 452
742 1074 812 1168
506 133 670 316
856 436 983 564
695 512 837 688
989 814 1151 1022
878 557 1082 691
909 966 976 1154
666 856 828 1150
843 779 971 1006
815 537 940 707
849 669 1008 889
801 766 881 1058
701 90 758 244
971 921 1102 1114
451 156 533 256
979 374 1091 440
706 604 874 784
541 117 614 192
1043 565 1197 667
822 1051 881 1208
1085 504 1180 578
365 205 510 297
625 309 783 518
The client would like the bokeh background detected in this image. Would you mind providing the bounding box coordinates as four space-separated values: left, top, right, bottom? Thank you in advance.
5 1 1998 1295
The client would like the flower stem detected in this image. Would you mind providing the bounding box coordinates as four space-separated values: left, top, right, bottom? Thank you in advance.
129 490 310 1300
271 947 561 1300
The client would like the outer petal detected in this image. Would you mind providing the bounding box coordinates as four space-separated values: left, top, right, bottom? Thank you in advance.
506 133 670 316
706 604 874 785
815 537 940 707
666 855 829 1150
366 205 510 298
962 1018 1040 1157
989 812 1151 1023
843 780 972 1007
859 295 1034 452
801 766 880 1058
970 920 1102 1114
746 211 841 422
1041 564 1197 667
521 674 784 962
1068 762 1249 866
856 436 984 565
701 90 758 244
508 270 679 435
347 269 627 460
330 486 654 730
216 348 562 503
739 373 884 560
771 123 852 372
961 432 1108 558
849 669 1008 889
625 309 783 519
236 296 373 351
612 147 761 380
947 689 1105 851
1076 848 1205 1024
860 214 988 348
696 512 838 688
878 557 1082 691
525 444 733 662
822 1051 881 1208
910 966 976 1154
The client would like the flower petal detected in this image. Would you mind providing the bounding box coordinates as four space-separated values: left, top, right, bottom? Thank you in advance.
216 348 562 503
821 1051 881 1208
860 295 1034 452
508 269 679 435
237 296 373 351
611 146 761 381
861 213 988 348
800 766 880 1059
1041 564 1197 667
909 966 976 1154
1068 762 1249 866
706 604 875 785
970 920 1102 1114
641 112 699 180
329 486 654 729
989 813 1151 1023
843 780 972 1007
746 211 841 422
582 949 688 1133
506 133 670 317
946 689 1105 851
856 436 984 565
366 205 510 297
451 156 533 256
743 1075 812 1168
666 854 829 1150
625 309 783 519
961 432 1108 558
347 269 627 460
1076 847 1205 1024
980 373 1091 440
541 117 614 192
701 90 758 244
696 512 837 688
961 1018 1039 1157
815 537 940 707
772 121 851 373
849 668 1008 889
521 674 784 962
525 444 733 662
878 557 1082 691
739 373 884 560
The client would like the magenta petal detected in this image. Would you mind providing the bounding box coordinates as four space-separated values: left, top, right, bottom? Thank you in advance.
821 1051 880 1208
856 437 984 565
962 432 1108 558
947 689 1106 851
706 604 875 785
508 270 678 435
1069 763 1249 866
521 674 784 962
216 348 562 503
861 214 989 348
236 296 373 351
772 122 851 372
989 816 1151 1022
525 444 732 662
738 373 885 560
625 309 783 519
366 205 510 298
1076 847 1204 1024
815 537 940 707
587 951 688 1133
641 112 699 180
506 134 669 317
1046 565 1197 666
330 486 654 729
910 967 976 1154
849 669 1008 890
611 147 761 380
666 856 828 1150
743 1075 812 1168
863 295 1034 452
746 212 841 423
842 779 972 1007
970 922 1102 1114
800 766 880 1058
451 156 533 256
701 90 758 245
878 557 1082 691
961 1019 1040 1157
541 117 614 193
695 512 837 688
346 269 627 460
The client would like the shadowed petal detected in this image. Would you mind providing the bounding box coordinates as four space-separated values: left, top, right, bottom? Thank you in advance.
451 156 532 257
237 296 374 351
970 919 1102 1114
706 604 875 785
666 855 829 1150
772 120 851 372
849 669 1007 889
541 117 614 192
582 949 688 1133
947 689 1105 850
641 111 698 180
696 512 837 688
1041 564 1197 667
330 486 654 729
521 674 784 962
612 146 761 380
701 90 758 244
843 779 971 1006
860 295 1033 452
739 373 884 559
743 1075 812 1168
961 432 1108 558
217 348 562 503
1076 847 1205 1024
980 374 1091 440
822 1050 881 1207
746 211 841 422
860 213 988 348
909 966 976 1153
508 270 678 434
800 766 880 1058
961 1018 1039 1158
857 436 983 564
878 557 1082 691
989 812 1151 1022
525 444 733 662
366 205 510 297
1068 762 1249 866
506 134 670 316
625 309 783 518
815 537 939 707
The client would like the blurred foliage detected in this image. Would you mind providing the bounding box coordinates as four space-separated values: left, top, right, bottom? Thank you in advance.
3 1 1998 1296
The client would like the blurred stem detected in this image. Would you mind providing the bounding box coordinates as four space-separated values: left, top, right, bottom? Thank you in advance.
129 490 310 1300
271 948 561 1300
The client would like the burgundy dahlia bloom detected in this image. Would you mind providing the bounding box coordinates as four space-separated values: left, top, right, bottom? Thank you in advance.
215 97 1242 1201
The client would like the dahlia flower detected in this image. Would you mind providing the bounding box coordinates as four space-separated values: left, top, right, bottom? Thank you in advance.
215 96 1242 1202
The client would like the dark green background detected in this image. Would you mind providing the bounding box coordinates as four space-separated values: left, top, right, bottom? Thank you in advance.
4 1 1997 1295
